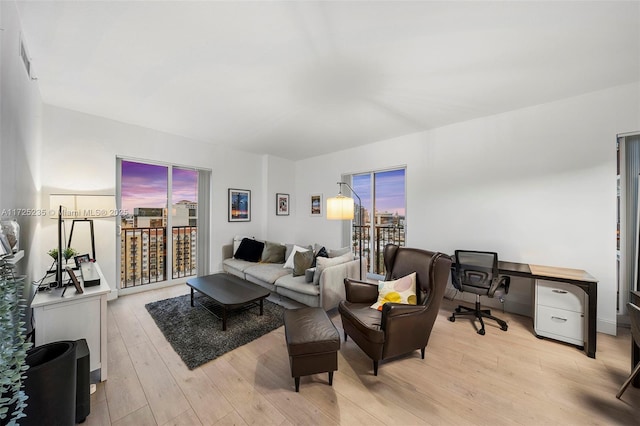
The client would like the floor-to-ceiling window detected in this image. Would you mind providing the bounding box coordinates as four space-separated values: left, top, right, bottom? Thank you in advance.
352 168 406 276
118 159 209 291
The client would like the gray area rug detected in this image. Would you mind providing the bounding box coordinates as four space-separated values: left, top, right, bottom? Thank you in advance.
145 294 285 370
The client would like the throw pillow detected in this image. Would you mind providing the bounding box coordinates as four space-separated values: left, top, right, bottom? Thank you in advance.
370 272 417 311
233 235 252 257
313 251 354 285
234 238 265 263
283 245 309 269
329 246 351 258
261 241 286 263
312 246 329 267
293 250 314 277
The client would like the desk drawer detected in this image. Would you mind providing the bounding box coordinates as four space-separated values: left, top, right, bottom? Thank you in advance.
536 280 584 313
535 305 584 345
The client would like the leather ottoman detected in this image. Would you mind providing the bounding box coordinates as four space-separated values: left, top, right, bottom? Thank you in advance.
284 307 340 392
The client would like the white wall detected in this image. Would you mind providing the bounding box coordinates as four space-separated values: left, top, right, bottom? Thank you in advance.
295 83 640 334
0 1 42 292
39 105 267 293
264 155 297 243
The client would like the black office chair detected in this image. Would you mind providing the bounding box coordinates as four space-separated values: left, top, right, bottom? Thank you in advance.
616 302 640 400
448 250 510 335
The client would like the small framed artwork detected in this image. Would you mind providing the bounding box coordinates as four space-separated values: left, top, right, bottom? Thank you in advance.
310 194 323 216
65 267 83 294
74 254 91 268
228 189 251 222
276 193 290 216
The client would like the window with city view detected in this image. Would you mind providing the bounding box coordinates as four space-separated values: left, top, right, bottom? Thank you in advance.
119 160 198 289
353 168 406 275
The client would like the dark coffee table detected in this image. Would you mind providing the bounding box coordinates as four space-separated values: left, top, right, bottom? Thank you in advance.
186 273 270 331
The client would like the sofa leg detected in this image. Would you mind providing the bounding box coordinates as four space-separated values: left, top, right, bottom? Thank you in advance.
344 331 348 342
294 377 300 392
373 360 379 376
328 371 334 386
421 347 425 359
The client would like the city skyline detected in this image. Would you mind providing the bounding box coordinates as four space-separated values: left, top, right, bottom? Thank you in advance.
121 161 198 215
353 169 406 216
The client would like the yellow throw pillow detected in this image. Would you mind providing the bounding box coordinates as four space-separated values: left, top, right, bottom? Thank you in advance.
370 272 417 311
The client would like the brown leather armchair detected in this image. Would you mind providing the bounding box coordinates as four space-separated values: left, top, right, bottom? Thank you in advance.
338 244 451 375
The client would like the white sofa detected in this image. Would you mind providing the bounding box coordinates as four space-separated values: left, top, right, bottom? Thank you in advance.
222 242 363 311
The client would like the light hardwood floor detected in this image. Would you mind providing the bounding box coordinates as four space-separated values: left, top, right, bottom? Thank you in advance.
86 284 640 425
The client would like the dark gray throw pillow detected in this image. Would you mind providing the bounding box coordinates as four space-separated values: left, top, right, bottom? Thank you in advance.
293 250 314 277
234 238 264 262
261 241 285 263
312 246 329 267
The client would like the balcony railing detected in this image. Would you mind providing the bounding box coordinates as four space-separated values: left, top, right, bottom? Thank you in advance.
120 225 198 288
121 227 166 288
353 224 405 275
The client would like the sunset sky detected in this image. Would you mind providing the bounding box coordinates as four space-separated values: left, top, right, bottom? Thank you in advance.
121 161 197 215
353 169 406 216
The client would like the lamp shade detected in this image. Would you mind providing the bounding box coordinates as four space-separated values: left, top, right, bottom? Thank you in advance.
326 194 354 220
49 194 116 218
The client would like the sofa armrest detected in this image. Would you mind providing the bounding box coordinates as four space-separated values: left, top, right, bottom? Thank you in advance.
222 244 233 261
318 259 363 311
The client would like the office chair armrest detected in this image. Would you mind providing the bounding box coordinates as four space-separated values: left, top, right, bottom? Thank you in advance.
488 275 510 297
344 278 379 303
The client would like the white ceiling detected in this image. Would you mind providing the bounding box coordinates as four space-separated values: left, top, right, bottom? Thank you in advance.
16 1 640 160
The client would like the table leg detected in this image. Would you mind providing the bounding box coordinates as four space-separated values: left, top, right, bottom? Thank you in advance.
222 307 227 331
586 283 597 358
190 288 194 307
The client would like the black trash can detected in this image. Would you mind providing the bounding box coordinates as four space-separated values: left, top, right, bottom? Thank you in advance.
22 341 77 426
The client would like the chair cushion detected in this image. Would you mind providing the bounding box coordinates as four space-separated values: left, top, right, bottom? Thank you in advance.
370 272 417 311
338 301 385 344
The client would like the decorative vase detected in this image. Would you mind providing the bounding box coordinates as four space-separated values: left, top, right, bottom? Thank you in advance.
1 220 20 253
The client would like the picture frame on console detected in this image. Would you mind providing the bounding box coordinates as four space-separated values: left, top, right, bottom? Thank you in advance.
228 189 251 222
310 194 323 217
276 193 289 216
74 254 91 268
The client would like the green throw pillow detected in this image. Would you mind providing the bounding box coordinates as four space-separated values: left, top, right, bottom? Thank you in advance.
293 250 314 277
261 241 286 263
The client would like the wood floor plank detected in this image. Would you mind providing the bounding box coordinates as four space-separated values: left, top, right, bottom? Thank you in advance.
111 404 157 426
202 358 289 425
105 334 148 422
127 341 191 425
162 408 203 426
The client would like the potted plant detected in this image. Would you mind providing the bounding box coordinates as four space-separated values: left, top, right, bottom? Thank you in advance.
0 256 31 424
47 247 78 264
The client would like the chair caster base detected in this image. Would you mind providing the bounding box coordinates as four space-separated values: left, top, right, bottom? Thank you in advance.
477 328 485 335
449 315 456 322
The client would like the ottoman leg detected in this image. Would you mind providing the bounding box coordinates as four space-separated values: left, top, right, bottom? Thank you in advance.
328 371 334 386
294 377 300 392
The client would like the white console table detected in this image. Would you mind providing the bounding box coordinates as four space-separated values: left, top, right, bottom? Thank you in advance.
31 263 110 381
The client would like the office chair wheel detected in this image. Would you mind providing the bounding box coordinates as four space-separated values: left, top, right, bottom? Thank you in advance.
501 325 508 331
449 315 455 322
478 328 485 335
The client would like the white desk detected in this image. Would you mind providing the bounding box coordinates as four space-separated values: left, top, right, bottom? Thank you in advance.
31 263 110 381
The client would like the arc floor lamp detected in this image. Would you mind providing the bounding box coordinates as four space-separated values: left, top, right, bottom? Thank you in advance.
326 181 363 280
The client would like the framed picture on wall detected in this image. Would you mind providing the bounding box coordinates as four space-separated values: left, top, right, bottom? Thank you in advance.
276 193 290 216
228 189 251 222
310 194 323 216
